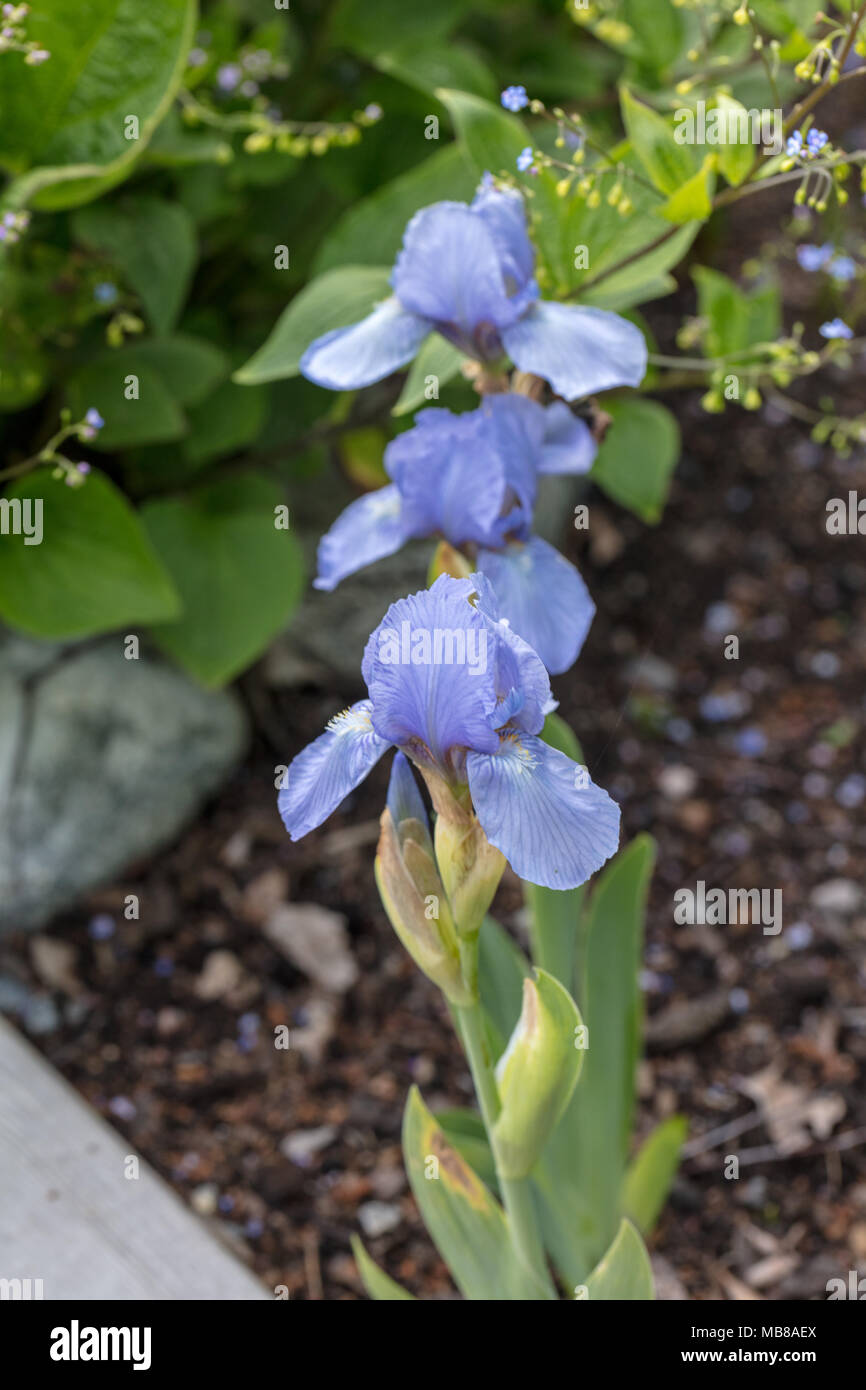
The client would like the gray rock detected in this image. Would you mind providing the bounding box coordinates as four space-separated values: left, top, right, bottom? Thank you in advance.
0 633 249 934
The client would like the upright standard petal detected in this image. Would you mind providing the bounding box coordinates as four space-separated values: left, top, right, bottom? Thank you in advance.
391 203 517 338
314 485 413 591
502 302 647 401
467 731 620 889
300 297 429 390
362 576 501 767
279 700 391 839
478 536 596 676
385 414 509 549
471 571 551 735
537 401 597 475
470 186 537 307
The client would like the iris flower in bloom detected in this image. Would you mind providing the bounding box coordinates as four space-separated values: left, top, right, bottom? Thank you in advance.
299 185 647 401
315 392 597 674
278 574 620 890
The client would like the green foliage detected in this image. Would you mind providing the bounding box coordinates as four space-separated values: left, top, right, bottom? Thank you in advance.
583 1220 654 1301
402 1086 552 1300
234 267 392 384
692 267 782 358
623 1115 689 1235
0 0 196 207
72 197 197 335
0 469 179 637
350 1237 415 1301
528 833 663 1286
141 473 304 687
620 87 698 196
591 396 681 523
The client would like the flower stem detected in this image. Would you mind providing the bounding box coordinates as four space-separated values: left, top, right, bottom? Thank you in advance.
455 996 556 1299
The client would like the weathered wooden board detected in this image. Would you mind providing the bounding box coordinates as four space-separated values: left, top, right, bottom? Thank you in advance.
0 1016 270 1300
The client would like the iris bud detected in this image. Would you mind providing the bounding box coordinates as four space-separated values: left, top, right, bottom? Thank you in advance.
432 793 506 941
492 970 585 1178
375 758 471 1004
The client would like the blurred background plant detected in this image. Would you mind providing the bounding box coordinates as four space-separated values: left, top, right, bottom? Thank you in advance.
0 0 863 689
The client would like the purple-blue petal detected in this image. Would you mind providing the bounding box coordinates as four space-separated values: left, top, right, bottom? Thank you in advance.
362 576 501 766
386 751 432 851
478 536 595 676
384 416 510 548
467 731 620 888
391 202 520 336
473 587 552 735
470 185 537 305
501 301 647 400
537 401 597 474
300 297 429 390
314 484 412 591
278 700 391 839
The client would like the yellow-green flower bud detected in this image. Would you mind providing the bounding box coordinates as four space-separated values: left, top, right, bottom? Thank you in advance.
492 970 585 1179
431 792 505 940
376 805 472 1005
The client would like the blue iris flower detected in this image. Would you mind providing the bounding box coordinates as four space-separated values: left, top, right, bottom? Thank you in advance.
278 574 620 890
314 393 597 674
299 185 647 401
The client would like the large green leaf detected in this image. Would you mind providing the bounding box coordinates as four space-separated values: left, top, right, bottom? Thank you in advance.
713 95 757 187
66 359 186 450
620 88 697 196
313 145 476 275
331 0 471 58
233 266 392 385
350 1237 415 1301
435 1107 498 1190
622 1115 687 1235
141 472 304 686
392 334 466 417
0 469 180 637
591 396 680 524
582 1220 654 1301
659 158 715 224
532 836 656 1285
402 1086 551 1300
182 381 268 464
692 266 781 357
66 336 229 452
531 162 697 304
0 0 196 207
621 0 684 71
436 89 527 178
375 43 495 101
72 197 197 335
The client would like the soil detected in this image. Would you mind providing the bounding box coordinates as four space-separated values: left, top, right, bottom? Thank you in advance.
2 205 865 1301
